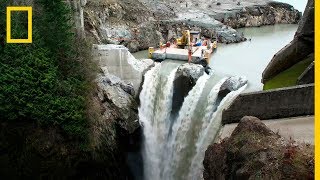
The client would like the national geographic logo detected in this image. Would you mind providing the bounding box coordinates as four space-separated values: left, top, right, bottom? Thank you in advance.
6 6 32 43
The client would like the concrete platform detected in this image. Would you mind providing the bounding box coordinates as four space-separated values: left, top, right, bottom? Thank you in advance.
152 46 208 61
217 116 314 145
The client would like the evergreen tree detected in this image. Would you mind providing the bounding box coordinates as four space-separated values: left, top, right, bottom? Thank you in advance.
0 0 90 140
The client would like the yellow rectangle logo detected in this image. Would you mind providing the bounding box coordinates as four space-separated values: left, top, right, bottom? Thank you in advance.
6 6 32 44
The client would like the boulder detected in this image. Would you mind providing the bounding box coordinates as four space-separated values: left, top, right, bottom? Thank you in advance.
176 63 205 83
172 63 205 114
96 74 139 134
220 76 248 92
99 73 135 96
204 116 314 180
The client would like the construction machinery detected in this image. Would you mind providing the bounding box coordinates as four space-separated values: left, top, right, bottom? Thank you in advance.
148 30 217 65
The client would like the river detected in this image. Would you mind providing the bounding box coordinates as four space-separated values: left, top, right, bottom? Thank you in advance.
210 24 298 92
133 0 308 92
133 24 299 92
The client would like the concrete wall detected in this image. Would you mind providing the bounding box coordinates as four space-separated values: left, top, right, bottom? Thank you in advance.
222 84 314 124
92 44 154 96
297 61 314 85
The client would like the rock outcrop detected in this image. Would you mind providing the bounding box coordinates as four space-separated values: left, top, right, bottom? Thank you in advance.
158 19 247 45
96 74 139 134
218 2 301 29
221 76 248 92
203 116 314 180
69 0 302 52
262 0 314 83
172 63 204 114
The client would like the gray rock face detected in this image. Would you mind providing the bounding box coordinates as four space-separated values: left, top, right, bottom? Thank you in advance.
96 74 139 134
221 76 248 92
176 63 205 84
99 74 135 96
219 2 301 29
216 28 246 44
262 0 314 83
159 19 246 45
78 0 301 52
172 63 205 114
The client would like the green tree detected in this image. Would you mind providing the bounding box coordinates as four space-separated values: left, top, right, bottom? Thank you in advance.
0 0 91 140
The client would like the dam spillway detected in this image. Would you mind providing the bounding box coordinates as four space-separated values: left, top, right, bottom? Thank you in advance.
138 61 247 180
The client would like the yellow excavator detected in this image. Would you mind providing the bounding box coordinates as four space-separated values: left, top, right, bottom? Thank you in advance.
148 30 217 64
176 30 192 48
176 30 217 63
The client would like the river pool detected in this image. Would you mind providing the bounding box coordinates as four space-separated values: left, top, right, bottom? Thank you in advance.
133 24 299 92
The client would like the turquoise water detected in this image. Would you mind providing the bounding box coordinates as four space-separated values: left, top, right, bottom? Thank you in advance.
134 24 300 92
210 0 308 92
209 24 299 92
133 0 308 92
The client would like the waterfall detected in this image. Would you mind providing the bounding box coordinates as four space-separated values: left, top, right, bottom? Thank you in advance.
139 63 247 180
163 74 210 180
139 63 178 179
188 81 247 179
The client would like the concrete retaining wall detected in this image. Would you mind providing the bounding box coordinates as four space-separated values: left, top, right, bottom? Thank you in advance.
297 61 314 85
92 44 154 96
222 84 314 124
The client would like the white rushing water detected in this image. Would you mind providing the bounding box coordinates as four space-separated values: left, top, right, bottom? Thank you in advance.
139 63 178 179
139 63 247 180
164 74 210 180
188 81 248 179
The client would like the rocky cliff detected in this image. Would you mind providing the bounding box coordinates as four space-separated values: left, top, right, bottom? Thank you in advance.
217 1 301 28
203 116 314 180
70 0 301 52
262 0 314 83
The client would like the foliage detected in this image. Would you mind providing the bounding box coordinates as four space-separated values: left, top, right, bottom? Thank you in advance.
0 0 92 140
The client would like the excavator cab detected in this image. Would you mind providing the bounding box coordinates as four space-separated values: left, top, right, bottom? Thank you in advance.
176 30 190 48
